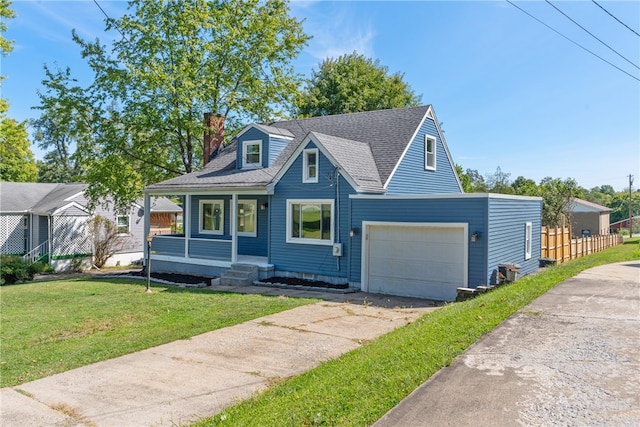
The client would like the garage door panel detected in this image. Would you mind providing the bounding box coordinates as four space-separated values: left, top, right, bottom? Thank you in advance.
371 239 463 262
365 224 467 301
368 257 463 282
368 276 458 301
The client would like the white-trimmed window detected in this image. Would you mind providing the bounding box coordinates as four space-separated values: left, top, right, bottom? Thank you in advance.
425 134 436 170
242 140 262 168
286 199 334 245
116 215 130 235
525 222 532 260
303 148 318 183
237 200 257 237
200 200 224 234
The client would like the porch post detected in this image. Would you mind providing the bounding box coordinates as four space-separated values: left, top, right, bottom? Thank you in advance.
184 194 191 258
143 193 151 265
231 193 238 263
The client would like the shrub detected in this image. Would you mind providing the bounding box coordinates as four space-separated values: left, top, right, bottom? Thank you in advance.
0 256 47 285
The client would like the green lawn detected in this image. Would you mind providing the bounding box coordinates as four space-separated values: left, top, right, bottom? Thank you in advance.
0 279 316 387
193 239 640 426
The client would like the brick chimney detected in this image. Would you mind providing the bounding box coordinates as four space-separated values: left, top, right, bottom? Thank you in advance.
203 112 225 166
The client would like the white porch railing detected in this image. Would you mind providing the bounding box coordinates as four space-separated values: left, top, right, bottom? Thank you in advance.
22 241 50 264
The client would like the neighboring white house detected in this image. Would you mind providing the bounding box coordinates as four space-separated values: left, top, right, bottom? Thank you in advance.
0 182 181 272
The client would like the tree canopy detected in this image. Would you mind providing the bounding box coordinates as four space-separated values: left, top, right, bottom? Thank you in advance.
0 0 37 182
34 0 309 211
296 52 421 117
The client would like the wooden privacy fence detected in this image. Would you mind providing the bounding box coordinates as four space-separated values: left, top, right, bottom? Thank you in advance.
541 227 623 264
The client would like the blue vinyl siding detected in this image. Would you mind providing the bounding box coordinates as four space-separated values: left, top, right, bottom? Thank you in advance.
487 196 542 283
270 142 354 279
238 196 268 256
152 235 185 257
190 195 268 257
385 117 461 195
189 238 232 260
236 128 267 169
349 197 487 287
268 136 291 166
190 195 231 239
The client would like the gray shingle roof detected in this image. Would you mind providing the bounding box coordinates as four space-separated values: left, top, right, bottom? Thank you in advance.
0 182 86 214
269 105 431 183
309 132 383 192
145 105 432 192
0 182 180 214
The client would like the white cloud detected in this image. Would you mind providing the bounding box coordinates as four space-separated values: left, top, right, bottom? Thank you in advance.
293 2 376 61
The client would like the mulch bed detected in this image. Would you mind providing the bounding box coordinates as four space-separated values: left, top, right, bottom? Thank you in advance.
117 271 213 285
107 270 347 289
259 276 348 289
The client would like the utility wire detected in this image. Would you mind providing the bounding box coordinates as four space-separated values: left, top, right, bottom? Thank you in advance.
93 0 130 43
592 0 640 38
505 0 639 82
545 0 639 70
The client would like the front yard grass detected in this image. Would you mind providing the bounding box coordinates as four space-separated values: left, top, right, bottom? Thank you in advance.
193 238 640 426
0 279 316 388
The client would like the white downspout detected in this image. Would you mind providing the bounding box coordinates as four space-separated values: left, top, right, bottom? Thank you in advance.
231 193 238 263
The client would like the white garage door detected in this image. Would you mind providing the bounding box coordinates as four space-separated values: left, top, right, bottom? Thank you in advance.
363 222 468 301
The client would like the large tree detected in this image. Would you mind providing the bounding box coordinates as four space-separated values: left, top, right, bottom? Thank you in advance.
0 112 38 182
35 0 309 211
33 66 87 183
539 177 583 228
0 0 37 182
296 52 421 117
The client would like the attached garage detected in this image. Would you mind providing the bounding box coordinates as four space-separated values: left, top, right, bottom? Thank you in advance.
361 222 468 301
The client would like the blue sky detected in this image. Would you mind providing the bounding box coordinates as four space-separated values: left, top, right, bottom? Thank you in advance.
2 0 639 192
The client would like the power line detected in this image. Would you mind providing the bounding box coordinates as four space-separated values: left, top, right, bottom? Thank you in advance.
545 0 639 70
592 0 640 38
93 0 130 43
505 0 639 82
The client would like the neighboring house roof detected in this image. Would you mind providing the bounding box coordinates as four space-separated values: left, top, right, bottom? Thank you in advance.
571 198 612 213
146 105 440 193
0 182 180 215
30 183 89 214
149 197 183 213
610 216 640 226
0 182 86 214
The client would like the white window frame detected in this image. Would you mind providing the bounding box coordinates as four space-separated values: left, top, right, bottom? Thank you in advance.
242 140 262 169
525 222 532 260
116 215 130 235
302 148 319 183
286 199 334 246
425 134 436 171
237 200 257 237
199 200 224 235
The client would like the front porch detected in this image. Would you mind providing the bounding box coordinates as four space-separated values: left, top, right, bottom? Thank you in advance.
144 191 273 280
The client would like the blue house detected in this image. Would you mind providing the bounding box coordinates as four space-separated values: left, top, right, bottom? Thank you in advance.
144 105 541 301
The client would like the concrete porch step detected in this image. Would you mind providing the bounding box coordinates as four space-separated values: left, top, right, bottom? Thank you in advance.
220 263 259 286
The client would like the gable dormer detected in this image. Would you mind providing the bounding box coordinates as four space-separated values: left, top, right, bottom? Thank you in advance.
235 124 294 170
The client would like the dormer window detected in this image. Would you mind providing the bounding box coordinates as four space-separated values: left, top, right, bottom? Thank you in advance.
242 140 262 168
425 134 436 171
303 148 318 183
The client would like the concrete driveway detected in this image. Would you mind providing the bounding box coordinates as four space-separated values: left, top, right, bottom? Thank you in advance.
375 261 640 426
0 291 436 427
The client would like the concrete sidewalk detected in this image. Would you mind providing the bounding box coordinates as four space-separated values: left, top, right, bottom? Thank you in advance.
0 294 436 427
375 261 640 426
